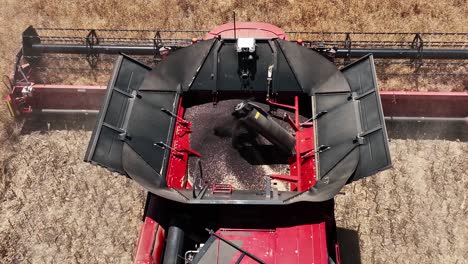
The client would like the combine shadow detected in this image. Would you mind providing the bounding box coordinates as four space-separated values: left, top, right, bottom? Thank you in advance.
20 114 98 134
386 119 467 141
235 145 290 165
337 228 361 264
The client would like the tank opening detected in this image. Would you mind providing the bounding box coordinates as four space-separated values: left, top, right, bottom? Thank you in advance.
184 99 306 191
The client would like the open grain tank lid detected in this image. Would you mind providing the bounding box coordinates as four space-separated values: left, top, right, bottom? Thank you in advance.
84 38 391 204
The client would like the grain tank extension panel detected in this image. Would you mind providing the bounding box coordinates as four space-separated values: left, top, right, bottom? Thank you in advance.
85 55 179 189
85 39 391 204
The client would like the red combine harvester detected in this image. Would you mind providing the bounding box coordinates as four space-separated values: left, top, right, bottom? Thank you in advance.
4 22 467 263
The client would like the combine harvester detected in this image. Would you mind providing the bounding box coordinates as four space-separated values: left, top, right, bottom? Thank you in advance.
4 22 467 263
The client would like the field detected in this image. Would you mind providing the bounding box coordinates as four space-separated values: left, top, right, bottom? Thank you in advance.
0 1 467 263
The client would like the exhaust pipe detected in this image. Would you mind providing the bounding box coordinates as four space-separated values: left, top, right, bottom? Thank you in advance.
162 226 185 264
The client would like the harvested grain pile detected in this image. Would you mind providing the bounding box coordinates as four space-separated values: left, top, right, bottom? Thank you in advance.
0 1 467 263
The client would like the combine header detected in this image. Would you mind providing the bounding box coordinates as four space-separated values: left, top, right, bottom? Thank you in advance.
4 22 467 263
5 23 468 121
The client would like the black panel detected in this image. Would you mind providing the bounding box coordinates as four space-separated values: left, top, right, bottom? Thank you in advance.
115 57 150 93
303 54 391 202
195 239 242 264
341 54 392 180
85 55 151 174
191 39 306 93
192 41 277 92
22 26 40 58
139 39 216 92
250 42 275 92
92 126 125 173
190 40 220 91
274 41 302 94
85 55 179 188
278 39 351 94
312 54 391 189
215 42 242 91
103 92 128 128
314 93 349 113
315 101 360 178
145 38 349 96
126 91 178 176
122 144 167 189
192 236 217 263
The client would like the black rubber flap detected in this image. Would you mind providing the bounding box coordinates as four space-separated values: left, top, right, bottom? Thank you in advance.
341 54 391 180
85 55 177 188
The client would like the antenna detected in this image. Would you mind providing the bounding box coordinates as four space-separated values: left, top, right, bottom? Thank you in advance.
233 11 237 39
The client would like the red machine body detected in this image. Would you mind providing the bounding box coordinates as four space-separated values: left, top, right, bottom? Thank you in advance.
211 226 329 264
205 22 288 40
132 24 335 264
6 82 467 120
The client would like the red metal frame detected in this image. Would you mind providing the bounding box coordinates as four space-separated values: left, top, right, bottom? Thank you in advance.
214 224 328 263
380 91 468 118
6 84 106 116
133 217 165 264
268 96 317 191
204 22 288 40
6 83 467 119
165 97 200 189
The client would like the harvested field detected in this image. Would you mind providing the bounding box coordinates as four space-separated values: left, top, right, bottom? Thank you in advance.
0 1 467 263
0 131 146 263
1 131 466 263
336 139 468 264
